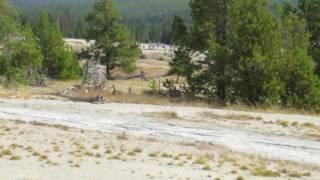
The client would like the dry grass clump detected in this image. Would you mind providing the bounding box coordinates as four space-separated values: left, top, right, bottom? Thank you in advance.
31 150 49 161
29 121 69 131
291 121 299 127
127 151 137 156
288 172 302 178
67 160 74 164
301 122 318 129
167 162 174 166
276 120 290 127
46 160 59 166
117 132 128 140
83 151 94 157
186 154 193 160
109 155 121 160
40 154 48 160
1 149 12 156
201 112 262 121
71 163 80 168
231 170 238 174
240 166 249 170
143 111 179 119
193 154 214 165
10 155 22 160
225 114 262 121
133 148 143 153
161 152 173 158
95 153 102 158
105 149 112 154
53 145 60 152
221 155 237 164
0 126 11 132
174 155 181 160
148 151 160 158
288 121 319 130
302 172 311 177
32 151 41 156
92 144 100 150
125 147 142 156
202 164 211 171
9 144 23 149
288 171 311 178
236 176 245 180
252 167 280 177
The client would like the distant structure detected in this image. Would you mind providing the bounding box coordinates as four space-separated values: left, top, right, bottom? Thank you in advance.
63 39 176 57
139 43 176 57
64 38 95 52
138 43 174 50
63 39 207 66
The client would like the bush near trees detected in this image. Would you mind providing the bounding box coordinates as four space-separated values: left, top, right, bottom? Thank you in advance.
36 13 80 80
0 0 43 84
0 0 80 85
170 0 320 110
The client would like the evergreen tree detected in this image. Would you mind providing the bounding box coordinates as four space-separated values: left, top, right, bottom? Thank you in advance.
188 0 233 100
228 0 282 104
0 0 20 84
298 0 320 75
279 12 320 108
10 25 43 83
36 12 80 80
0 0 18 41
0 0 43 84
85 0 139 79
169 0 320 109
169 16 192 83
189 0 230 51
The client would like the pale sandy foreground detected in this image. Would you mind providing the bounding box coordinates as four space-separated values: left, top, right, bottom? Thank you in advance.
0 119 319 180
0 98 320 179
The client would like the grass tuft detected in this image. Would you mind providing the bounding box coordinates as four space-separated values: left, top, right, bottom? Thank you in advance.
133 148 143 153
276 120 289 127
236 176 245 180
144 111 179 119
149 151 160 158
1 149 12 156
10 155 22 160
117 132 128 140
92 144 100 150
252 167 280 177
203 164 211 171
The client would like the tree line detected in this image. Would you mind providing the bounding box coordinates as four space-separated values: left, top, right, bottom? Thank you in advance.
3 0 320 111
11 0 190 43
0 0 139 84
0 0 81 85
170 0 320 110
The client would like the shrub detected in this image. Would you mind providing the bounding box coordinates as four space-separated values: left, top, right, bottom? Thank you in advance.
148 80 160 95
